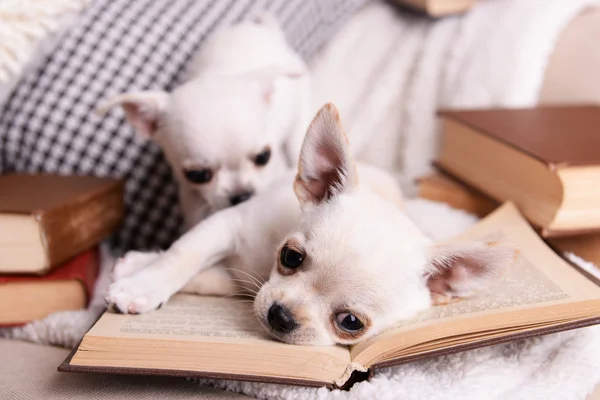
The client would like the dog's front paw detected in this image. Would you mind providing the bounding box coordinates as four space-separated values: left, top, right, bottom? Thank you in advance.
112 251 161 281
106 269 170 314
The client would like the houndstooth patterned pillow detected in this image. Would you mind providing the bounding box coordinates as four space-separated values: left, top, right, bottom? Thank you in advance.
0 0 366 253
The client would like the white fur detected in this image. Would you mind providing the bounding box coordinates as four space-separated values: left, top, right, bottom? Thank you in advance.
98 15 312 229
106 104 518 345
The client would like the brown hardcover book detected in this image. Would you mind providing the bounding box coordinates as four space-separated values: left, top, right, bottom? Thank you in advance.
416 172 498 218
0 248 100 326
437 105 600 238
390 0 477 17
60 203 600 389
0 174 124 274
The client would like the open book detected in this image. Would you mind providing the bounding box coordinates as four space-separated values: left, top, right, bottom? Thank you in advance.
60 203 600 389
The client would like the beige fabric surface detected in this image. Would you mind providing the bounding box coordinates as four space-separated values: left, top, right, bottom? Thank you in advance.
0 339 254 400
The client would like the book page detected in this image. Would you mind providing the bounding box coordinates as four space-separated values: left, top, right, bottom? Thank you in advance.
90 294 274 343
446 202 600 299
351 202 600 361
76 295 352 385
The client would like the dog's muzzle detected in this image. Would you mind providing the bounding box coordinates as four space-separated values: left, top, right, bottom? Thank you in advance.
267 303 298 333
229 191 253 206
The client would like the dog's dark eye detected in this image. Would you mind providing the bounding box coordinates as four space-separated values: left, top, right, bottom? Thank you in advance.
183 168 213 184
335 312 364 333
280 246 304 269
253 147 271 166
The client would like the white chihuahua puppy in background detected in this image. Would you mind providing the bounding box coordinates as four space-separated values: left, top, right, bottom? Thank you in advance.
99 14 311 229
107 103 519 346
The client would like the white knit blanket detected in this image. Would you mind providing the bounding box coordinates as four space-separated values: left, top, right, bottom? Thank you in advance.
0 0 90 106
4 0 600 398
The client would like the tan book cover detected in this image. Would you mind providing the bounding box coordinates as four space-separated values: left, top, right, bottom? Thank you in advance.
0 174 124 274
60 203 600 389
0 248 99 326
437 106 600 237
417 172 498 218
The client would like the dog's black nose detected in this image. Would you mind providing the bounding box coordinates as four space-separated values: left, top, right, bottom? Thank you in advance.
229 191 253 206
267 303 297 333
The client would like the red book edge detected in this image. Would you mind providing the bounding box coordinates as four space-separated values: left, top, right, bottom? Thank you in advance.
0 247 101 327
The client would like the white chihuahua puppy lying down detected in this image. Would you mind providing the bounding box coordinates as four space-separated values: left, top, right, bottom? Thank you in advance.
107 104 519 346
99 15 311 229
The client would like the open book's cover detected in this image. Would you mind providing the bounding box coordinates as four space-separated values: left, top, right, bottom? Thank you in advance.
58 315 600 389
438 105 600 168
58 332 339 389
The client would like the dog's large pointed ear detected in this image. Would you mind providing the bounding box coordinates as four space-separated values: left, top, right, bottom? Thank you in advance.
96 91 170 138
425 241 520 305
293 103 357 207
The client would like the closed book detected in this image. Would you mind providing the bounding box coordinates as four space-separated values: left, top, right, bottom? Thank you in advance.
390 0 477 17
0 174 124 274
416 172 498 218
437 105 600 237
60 204 600 389
0 248 100 326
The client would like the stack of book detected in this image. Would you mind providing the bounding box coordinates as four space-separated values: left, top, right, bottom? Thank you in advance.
0 174 124 326
419 105 600 272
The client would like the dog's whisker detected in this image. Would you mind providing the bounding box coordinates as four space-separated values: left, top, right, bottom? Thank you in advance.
221 291 256 300
224 268 265 288
224 266 265 282
230 300 256 305
229 277 261 291
241 268 265 283
225 268 265 286
223 296 256 302
229 281 260 295
232 284 259 296
243 268 267 285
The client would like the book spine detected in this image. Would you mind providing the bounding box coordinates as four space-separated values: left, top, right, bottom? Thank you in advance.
37 183 124 271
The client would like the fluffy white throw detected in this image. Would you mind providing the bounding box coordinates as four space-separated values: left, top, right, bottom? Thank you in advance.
310 0 600 195
3 0 600 398
0 0 90 106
